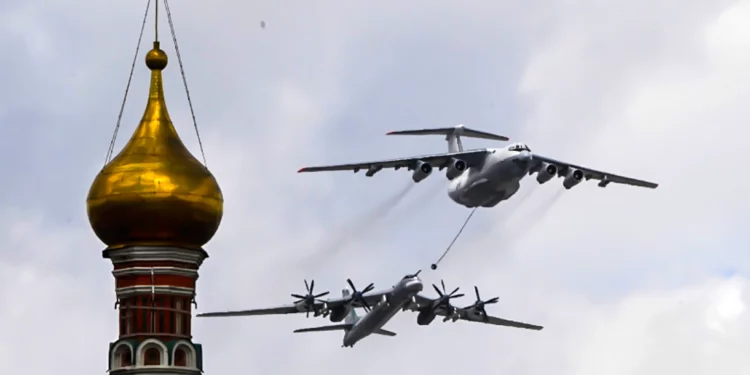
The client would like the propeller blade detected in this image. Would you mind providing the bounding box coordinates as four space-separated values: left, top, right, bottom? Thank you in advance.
474 286 480 300
450 293 465 299
432 284 444 297
291 294 306 300
363 283 375 294
449 287 460 296
441 280 446 293
347 279 356 292
314 292 330 298
310 280 315 293
486 297 499 304
305 279 310 293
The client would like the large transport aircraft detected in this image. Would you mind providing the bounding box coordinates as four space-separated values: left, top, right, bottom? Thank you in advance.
197 272 542 348
297 125 658 208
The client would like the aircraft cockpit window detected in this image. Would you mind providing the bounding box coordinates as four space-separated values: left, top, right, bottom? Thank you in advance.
509 144 531 152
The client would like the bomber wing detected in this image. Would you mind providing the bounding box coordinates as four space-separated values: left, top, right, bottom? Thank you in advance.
197 305 303 317
197 289 394 318
322 288 394 310
297 149 491 175
411 294 543 331
453 309 543 330
531 154 658 189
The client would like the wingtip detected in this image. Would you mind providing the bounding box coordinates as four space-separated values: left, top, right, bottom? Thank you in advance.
385 131 395 135
297 167 307 173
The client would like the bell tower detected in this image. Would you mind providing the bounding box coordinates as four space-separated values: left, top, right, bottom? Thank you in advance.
86 1 222 373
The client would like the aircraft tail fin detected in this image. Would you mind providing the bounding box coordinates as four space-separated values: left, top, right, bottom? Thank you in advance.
386 124 510 153
343 289 360 325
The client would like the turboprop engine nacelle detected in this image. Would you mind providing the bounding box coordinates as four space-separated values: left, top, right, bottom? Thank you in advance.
536 163 557 184
412 160 433 183
563 169 584 189
402 296 418 312
445 158 467 180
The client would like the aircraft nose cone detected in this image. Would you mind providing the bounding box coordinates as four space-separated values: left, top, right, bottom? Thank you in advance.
408 279 423 292
513 153 531 165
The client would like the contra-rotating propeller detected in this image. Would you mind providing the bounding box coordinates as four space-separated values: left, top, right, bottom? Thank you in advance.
466 286 499 322
431 280 464 315
345 279 376 312
291 279 330 318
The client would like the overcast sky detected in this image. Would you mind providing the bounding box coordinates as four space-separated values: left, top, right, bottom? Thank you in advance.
1 0 749 374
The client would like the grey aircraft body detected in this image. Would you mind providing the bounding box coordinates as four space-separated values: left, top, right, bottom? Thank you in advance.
297 125 658 208
197 272 543 347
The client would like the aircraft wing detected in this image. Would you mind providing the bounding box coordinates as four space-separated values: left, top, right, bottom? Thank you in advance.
410 294 543 330
197 290 394 318
454 309 543 330
322 289 393 310
531 154 658 189
196 305 302 317
298 149 491 174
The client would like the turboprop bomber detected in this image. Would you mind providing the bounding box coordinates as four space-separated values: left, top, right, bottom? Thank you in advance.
196 272 542 348
297 125 658 208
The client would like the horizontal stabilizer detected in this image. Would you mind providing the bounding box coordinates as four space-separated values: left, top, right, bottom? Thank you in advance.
386 125 509 142
374 328 397 337
293 324 353 334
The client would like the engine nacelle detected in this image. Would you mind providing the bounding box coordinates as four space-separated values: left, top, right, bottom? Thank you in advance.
328 305 349 322
563 169 584 189
402 296 418 312
445 158 467 180
536 163 557 184
416 309 437 326
442 311 460 322
411 160 433 183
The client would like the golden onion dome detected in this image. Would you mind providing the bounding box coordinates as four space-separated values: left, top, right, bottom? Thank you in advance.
87 41 223 250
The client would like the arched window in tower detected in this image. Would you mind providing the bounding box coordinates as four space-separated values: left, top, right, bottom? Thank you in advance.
144 347 161 366
174 347 187 366
113 345 133 368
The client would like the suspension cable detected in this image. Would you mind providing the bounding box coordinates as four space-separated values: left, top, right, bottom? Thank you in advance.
431 207 478 270
163 0 208 167
105 0 152 165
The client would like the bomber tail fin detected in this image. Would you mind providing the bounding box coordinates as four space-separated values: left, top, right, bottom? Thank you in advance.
343 289 360 325
386 124 509 153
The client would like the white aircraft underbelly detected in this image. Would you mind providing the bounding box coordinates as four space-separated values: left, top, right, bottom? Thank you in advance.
449 160 525 208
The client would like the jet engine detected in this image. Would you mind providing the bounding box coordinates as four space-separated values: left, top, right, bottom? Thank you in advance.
536 163 557 184
411 160 433 183
563 169 584 189
416 309 437 326
445 158 467 180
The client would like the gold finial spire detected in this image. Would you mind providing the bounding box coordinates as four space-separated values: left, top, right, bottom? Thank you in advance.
146 0 166 71
146 42 168 71
86 4 223 250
